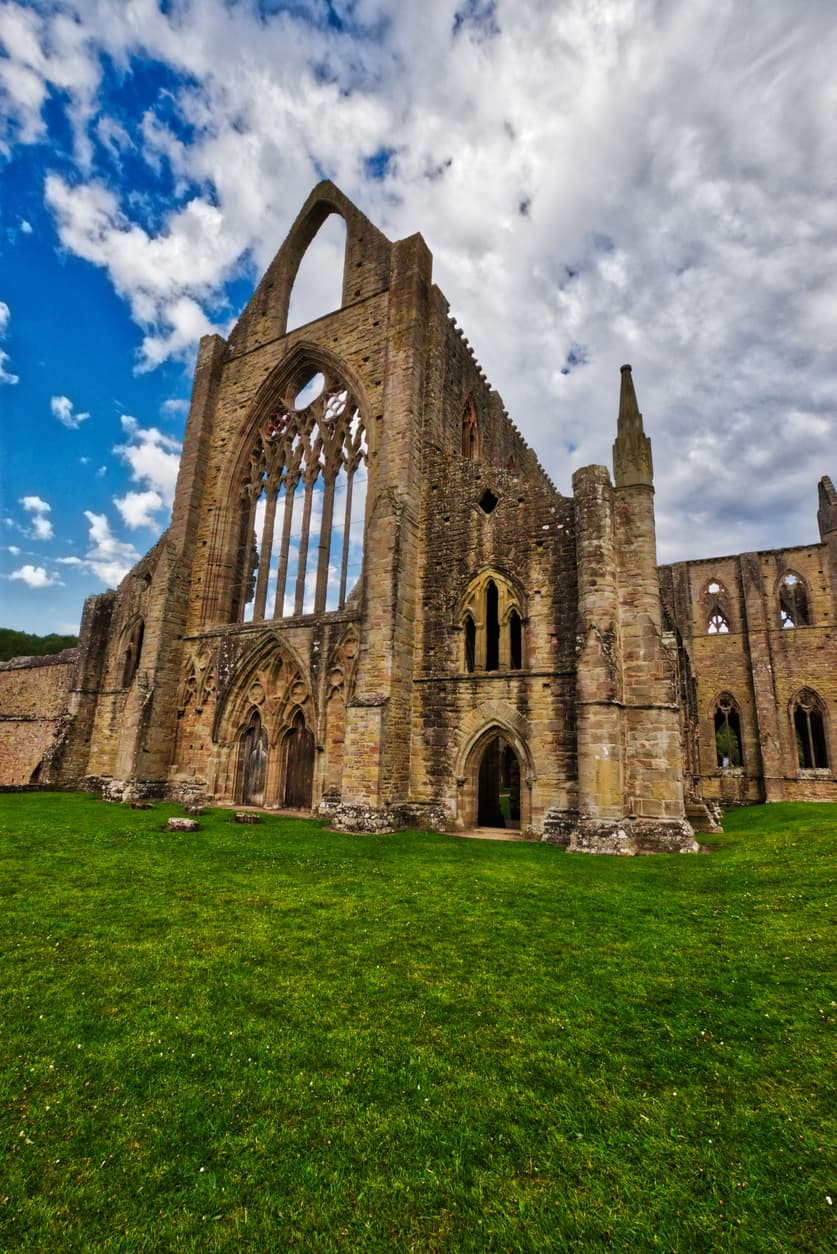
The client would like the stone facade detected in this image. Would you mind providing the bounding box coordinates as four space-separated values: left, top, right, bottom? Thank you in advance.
2 184 834 844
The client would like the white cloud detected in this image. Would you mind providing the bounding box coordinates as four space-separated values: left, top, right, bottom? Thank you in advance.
114 488 164 530
0 299 18 384
114 415 181 509
9 563 60 589
5 545 21 555
82 510 141 587
19 218 32 234
51 394 90 429
0 0 833 560
20 494 53 540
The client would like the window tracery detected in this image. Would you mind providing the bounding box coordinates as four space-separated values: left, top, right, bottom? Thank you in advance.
459 572 524 672
238 371 368 621
703 579 731 634
713 693 743 768
792 689 829 769
779 571 812 628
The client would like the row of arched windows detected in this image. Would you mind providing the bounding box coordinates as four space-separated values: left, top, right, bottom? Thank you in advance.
704 571 814 634
712 689 829 771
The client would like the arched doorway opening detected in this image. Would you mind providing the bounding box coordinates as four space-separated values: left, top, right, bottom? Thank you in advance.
238 709 268 806
283 710 315 809
477 734 521 830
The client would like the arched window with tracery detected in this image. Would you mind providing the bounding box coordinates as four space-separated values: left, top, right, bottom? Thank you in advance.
779 571 812 628
459 572 524 672
792 689 829 769
713 693 743 768
238 369 368 621
704 579 731 634
461 397 479 460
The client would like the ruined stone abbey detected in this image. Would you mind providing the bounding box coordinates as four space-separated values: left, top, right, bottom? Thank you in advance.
2 184 835 850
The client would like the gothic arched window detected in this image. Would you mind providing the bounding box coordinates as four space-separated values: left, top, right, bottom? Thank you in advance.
459 572 524 672
714 693 743 768
704 579 731 634
461 397 479 460
779 571 812 628
238 370 368 622
792 689 829 769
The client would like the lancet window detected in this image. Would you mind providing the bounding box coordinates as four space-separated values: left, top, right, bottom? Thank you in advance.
460 573 524 672
779 571 812 628
792 689 829 769
713 693 743 768
704 579 730 634
462 397 479 460
238 371 368 621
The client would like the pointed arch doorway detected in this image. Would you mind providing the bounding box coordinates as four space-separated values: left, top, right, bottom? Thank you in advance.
477 734 521 830
283 710 315 809
238 709 268 806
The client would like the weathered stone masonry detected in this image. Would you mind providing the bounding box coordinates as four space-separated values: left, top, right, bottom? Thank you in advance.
2 183 834 844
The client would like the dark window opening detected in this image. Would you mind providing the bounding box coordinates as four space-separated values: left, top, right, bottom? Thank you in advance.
485 580 499 670
509 610 522 669
794 694 828 769
479 489 498 515
714 696 743 767
464 614 476 673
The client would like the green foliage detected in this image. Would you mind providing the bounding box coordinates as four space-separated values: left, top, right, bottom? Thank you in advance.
0 795 834 1251
0 628 77 662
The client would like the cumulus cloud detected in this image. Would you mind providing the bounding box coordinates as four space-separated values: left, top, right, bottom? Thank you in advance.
82 510 141 586
0 0 834 559
113 415 182 529
9 563 60 588
20 494 53 540
51 393 90 428
0 299 19 384
114 488 164 530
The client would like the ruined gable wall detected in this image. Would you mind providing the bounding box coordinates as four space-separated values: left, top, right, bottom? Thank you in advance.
662 541 836 803
409 292 577 832
0 651 77 785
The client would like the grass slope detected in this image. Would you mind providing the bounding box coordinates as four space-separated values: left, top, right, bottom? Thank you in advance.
0 795 834 1251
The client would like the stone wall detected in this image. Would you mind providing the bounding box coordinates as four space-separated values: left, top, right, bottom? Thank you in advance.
0 651 76 785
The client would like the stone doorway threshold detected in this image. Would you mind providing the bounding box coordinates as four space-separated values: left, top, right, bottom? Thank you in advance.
448 826 532 842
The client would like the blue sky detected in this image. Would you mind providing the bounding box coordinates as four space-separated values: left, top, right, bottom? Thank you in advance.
2 0 836 634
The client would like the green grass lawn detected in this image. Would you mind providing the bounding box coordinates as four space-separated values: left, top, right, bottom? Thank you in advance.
0 795 834 1251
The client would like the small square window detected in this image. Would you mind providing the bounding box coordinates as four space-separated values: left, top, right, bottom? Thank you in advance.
479 489 499 515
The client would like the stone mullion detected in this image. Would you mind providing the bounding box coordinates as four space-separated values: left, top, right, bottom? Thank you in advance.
253 477 279 620
272 471 297 619
294 466 318 616
314 460 338 614
338 462 356 609
237 486 260 620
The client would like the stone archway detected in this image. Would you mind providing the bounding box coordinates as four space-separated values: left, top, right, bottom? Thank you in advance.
283 710 315 809
456 714 533 833
477 734 522 830
238 709 268 806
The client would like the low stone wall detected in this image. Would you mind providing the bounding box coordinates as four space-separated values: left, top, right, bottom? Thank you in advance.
0 651 76 786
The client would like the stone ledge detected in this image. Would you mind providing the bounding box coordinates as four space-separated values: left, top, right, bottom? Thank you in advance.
543 813 698 855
